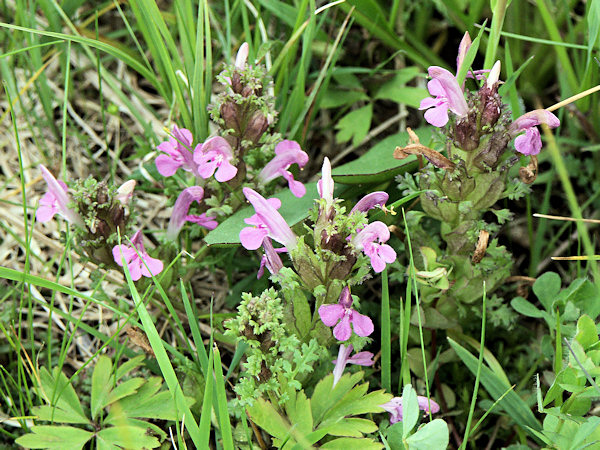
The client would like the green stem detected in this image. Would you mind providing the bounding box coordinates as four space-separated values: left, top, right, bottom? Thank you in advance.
483 0 508 69
381 268 391 393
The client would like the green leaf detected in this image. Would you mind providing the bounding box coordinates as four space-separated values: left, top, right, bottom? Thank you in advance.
204 183 320 246
91 356 113 421
385 422 405 449
96 425 160 449
115 355 146 381
325 418 378 437
321 88 369 109
106 378 145 405
448 338 542 437
335 104 373 147
532 272 562 311
286 390 313 437
510 297 546 319
401 384 419 438
405 419 449 449
311 372 361 425
320 437 383 449
455 23 486 86
15 425 93 449
575 315 599 350
37 368 89 425
246 397 291 441
331 128 431 184
106 377 193 422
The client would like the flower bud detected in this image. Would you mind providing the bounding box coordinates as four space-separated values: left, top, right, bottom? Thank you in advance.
220 101 241 134
454 114 480 151
244 110 269 143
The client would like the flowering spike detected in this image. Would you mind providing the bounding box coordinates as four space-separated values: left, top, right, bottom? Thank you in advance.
258 140 309 198
112 230 163 281
352 221 397 273
332 344 375 387
239 188 297 251
194 136 238 182
37 165 85 226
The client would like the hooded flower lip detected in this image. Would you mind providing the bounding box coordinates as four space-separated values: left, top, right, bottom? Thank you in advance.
112 230 164 281
258 140 309 198
239 188 297 251
37 165 84 226
193 136 238 182
351 192 389 214
509 109 560 156
379 395 440 424
318 287 374 341
167 186 217 240
332 344 374 387
352 221 396 273
419 66 469 127
155 125 198 177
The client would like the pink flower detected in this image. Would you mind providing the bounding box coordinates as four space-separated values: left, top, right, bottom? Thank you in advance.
258 140 309 198
509 109 560 156
318 157 335 204
318 287 374 341
155 125 198 177
379 395 440 424
239 188 297 251
257 238 285 279
332 344 374 387
112 230 164 281
351 192 389 214
235 42 249 69
419 67 469 127
193 136 238 182
166 187 217 240
36 165 84 226
352 221 396 273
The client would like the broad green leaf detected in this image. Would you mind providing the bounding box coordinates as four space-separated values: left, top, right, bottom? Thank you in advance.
325 418 378 437
106 378 145 405
204 183 320 246
335 104 373 147
38 368 88 425
115 355 146 381
331 128 431 184
321 88 369 109
401 384 419 439
386 422 405 449
15 425 92 449
570 415 600 449
405 419 449 449
321 387 391 427
511 297 546 319
96 425 160 449
246 397 291 441
286 390 313 436
448 338 542 437
532 272 562 311
575 315 599 350
91 356 113 421
311 372 362 425
320 437 382 449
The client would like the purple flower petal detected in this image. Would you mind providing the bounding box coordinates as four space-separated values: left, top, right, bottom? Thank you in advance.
239 226 268 250
351 311 374 337
514 127 542 156
155 154 183 177
167 186 205 240
318 304 345 327
215 159 238 182
333 313 352 341
347 351 375 366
